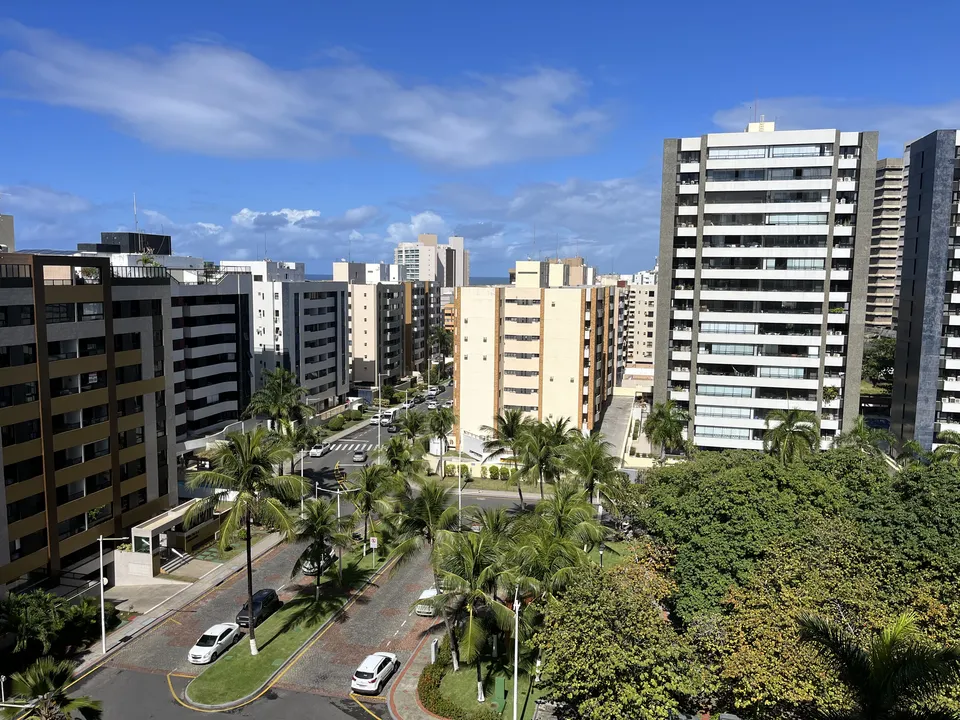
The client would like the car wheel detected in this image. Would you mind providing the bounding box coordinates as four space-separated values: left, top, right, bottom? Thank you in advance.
212 651 218 662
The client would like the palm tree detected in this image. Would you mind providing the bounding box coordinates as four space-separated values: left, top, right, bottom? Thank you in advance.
376 435 426 478
763 408 820 465
562 431 621 505
468 506 517 542
481 408 533 508
2 656 102 719
897 439 928 468
293 498 353 597
245 367 313 429
931 430 960 465
397 409 427 444
797 612 960 719
533 480 604 546
185 428 303 655
832 415 894 458
343 464 397 544
389 477 462 670
275 417 324 474
509 528 587 600
642 400 689 459
0 591 67 656
433 531 515 703
519 421 568 500
428 407 455 474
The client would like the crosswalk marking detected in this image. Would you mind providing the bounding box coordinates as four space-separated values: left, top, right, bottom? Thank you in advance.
330 442 373 452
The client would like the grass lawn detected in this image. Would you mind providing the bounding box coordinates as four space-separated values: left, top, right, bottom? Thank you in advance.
587 540 629 568
861 379 891 396
440 660 546 720
185 549 384 706
191 528 269 564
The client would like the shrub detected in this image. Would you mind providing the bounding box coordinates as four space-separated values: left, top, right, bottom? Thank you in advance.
460 464 471 480
444 463 455 478
417 657 502 720
632 419 640 440
326 415 345 431
822 386 839 402
480 465 488 479
488 465 499 481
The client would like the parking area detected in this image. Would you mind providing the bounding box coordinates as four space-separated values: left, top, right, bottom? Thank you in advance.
106 540 310 676
277 549 436 700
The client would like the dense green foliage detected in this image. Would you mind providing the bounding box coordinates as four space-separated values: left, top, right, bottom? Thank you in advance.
863 335 896 387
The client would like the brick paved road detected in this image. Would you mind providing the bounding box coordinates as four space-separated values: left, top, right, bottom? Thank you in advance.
106 539 310 676
278 549 436 700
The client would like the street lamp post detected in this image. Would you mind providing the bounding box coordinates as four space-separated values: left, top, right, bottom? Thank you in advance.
457 430 463 523
599 541 605 569
512 585 520 720
98 535 128 654
300 447 306 517
377 371 391 464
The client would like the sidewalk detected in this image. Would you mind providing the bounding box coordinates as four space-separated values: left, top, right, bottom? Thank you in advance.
72 531 285 676
389 632 442 720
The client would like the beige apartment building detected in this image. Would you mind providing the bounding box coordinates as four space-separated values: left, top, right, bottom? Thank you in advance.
348 283 404 386
510 257 596 288
867 158 904 329
454 284 621 450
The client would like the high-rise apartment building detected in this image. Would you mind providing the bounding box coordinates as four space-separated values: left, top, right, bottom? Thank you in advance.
332 261 399 284
402 282 440 379
654 123 876 450
866 158 904 329
395 234 469 286
454 284 622 451
0 214 14 252
890 130 960 450
227 260 349 411
0 254 176 594
348 283 405 386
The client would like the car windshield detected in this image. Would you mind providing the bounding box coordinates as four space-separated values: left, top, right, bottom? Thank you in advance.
355 670 374 680
196 634 218 647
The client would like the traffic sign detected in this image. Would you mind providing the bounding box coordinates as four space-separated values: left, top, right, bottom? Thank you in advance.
369 537 378 550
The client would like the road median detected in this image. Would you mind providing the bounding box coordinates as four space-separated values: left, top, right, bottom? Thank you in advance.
182 549 394 710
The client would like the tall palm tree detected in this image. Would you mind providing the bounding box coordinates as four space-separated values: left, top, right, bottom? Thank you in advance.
376 435 426 478
562 431 621 505
931 430 960 465
0 591 67 656
293 498 353 597
433 531 515 703
185 428 302 655
343 464 397 544
481 408 533 508
509 528 588 600
533 480 604 546
519 422 567 500
763 408 820 465
275 417 324 474
832 415 894 458
389 478 462 670
428 407 455 474
798 612 960 719
2 656 102 719
245 367 313 429
397 409 427 444
642 400 689 459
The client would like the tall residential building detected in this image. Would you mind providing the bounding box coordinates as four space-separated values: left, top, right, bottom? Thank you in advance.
454 284 622 451
226 260 349 411
395 234 469 286
332 261 399 284
625 282 657 368
512 257 596 287
0 254 176 594
890 130 960 450
654 123 877 450
403 281 440 378
866 158 904 329
348 283 405 386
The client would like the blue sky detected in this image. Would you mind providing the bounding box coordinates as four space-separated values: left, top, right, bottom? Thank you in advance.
2 1 959 276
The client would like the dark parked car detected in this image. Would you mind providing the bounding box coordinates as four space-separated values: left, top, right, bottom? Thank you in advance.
387 424 399 434
236 588 281 628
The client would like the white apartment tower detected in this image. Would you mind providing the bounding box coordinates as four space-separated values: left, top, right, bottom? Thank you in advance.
395 234 470 286
654 123 876 450
866 158 904 329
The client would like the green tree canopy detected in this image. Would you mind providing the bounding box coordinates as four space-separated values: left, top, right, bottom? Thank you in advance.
863 335 896 387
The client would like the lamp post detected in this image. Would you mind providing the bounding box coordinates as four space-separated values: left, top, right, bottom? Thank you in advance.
300 447 306 517
598 541 605 569
512 585 520 720
98 535 128 654
457 430 463 524
377 371 391 464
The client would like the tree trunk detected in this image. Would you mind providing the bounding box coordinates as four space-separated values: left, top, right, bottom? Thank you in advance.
513 460 524 510
476 656 485 703
434 568 460 672
245 509 258 655
315 565 321 602
538 468 544 500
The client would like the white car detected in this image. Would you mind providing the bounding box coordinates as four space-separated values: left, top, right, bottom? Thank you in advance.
308 443 331 458
415 587 439 617
188 623 240 664
426 387 439 398
442 400 453 409
400 401 413 410
351 652 400 694
426 401 438 410
369 413 383 425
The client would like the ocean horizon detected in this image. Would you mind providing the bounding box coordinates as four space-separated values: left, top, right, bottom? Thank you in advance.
306 273 509 286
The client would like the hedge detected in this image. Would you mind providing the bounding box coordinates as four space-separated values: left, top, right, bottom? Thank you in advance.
326 415 345 431
417 658 501 720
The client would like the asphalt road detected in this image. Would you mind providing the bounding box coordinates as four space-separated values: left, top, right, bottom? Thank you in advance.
105 540 310 676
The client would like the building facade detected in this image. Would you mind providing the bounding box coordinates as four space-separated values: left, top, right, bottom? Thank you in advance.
625 282 657 368
654 123 876 450
332 261 399 284
0 254 176 594
891 130 960 450
348 283 404 386
402 282 440 379
227 260 349 411
395 234 469 286
866 158 904 329
454 284 621 447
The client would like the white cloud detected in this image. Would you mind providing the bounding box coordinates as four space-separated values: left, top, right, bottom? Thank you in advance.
0 184 90 215
385 211 449 245
713 97 960 152
0 22 607 167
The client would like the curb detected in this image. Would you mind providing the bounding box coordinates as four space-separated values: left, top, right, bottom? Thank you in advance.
387 633 447 720
181 554 398 711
